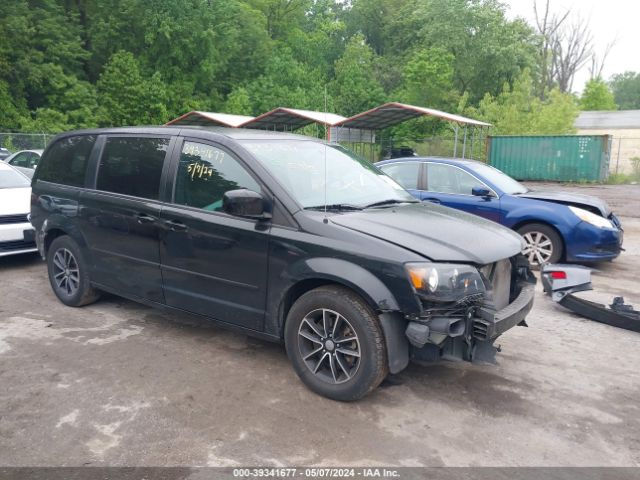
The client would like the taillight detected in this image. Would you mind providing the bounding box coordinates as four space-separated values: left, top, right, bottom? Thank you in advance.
549 271 567 280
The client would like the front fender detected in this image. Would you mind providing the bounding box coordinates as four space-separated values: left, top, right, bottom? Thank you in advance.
502 203 577 235
276 257 410 375
301 257 401 312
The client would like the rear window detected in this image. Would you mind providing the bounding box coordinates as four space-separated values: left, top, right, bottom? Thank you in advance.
96 137 169 200
37 135 96 186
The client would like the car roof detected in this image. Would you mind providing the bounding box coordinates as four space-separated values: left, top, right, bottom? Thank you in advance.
376 157 487 168
51 126 322 142
19 149 43 154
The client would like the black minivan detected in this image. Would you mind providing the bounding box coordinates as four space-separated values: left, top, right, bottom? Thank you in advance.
31 127 535 401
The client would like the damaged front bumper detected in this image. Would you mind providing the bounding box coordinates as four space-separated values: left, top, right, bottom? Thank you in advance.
406 259 536 364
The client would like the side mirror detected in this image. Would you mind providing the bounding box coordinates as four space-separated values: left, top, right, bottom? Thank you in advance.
222 189 271 219
472 186 493 198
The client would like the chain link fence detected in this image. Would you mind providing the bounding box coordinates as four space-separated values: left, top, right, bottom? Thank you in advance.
0 132 57 152
610 137 640 176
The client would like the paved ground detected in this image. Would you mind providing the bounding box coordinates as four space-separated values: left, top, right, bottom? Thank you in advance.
1 189 639 467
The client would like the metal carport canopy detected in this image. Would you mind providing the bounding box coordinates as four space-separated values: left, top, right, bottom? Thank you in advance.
239 107 347 131
334 102 491 130
165 111 255 128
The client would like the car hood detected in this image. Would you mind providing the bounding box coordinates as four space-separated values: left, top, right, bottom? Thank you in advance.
330 203 523 265
517 190 610 216
0 187 31 215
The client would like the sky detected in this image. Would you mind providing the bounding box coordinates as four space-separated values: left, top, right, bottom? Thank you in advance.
503 0 640 93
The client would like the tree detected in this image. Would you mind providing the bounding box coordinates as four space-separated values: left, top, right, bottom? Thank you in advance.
580 78 617 111
610 72 640 110
224 87 253 115
96 51 167 126
533 1 594 95
330 35 385 116
533 0 569 98
243 47 328 114
551 18 593 93
469 70 578 135
389 0 537 103
398 48 456 109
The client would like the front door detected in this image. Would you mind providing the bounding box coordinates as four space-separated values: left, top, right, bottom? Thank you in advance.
159 139 270 330
422 162 501 223
79 135 171 303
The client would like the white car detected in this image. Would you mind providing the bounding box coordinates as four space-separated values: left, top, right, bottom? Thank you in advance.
4 149 43 179
0 162 37 257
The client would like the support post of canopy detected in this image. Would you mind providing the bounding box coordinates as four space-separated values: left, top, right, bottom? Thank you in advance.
462 125 468 159
453 125 459 157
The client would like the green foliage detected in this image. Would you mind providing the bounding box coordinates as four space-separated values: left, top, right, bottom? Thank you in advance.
330 35 385 116
468 71 579 135
0 0 575 136
244 47 329 114
224 88 253 116
96 51 167 126
580 78 617 111
609 72 640 110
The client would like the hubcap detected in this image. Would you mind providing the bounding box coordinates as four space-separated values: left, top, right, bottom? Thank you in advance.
297 308 361 385
521 231 553 265
52 248 80 296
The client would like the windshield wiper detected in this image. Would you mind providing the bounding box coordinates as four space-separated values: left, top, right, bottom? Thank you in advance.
363 199 418 209
305 203 363 211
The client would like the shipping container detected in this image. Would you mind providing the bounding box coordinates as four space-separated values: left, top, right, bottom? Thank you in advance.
487 135 612 182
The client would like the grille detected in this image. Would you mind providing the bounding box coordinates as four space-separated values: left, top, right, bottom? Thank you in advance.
0 214 29 225
473 319 491 340
0 239 36 252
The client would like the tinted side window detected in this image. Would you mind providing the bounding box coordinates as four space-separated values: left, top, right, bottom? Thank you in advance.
380 163 420 189
37 135 96 186
174 141 260 211
9 152 29 167
97 137 169 200
427 163 485 195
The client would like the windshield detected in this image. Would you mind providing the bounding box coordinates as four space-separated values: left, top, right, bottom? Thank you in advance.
0 167 30 189
468 163 528 195
240 140 416 209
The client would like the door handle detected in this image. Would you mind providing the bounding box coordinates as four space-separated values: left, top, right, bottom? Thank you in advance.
136 213 157 224
423 198 441 204
165 219 188 232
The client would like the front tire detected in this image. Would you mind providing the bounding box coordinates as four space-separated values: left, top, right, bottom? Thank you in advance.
517 223 563 266
284 285 388 401
47 235 100 307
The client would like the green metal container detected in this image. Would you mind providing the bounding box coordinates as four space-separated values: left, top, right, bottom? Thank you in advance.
487 135 612 182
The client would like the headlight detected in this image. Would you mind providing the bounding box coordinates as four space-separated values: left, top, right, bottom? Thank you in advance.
405 263 486 302
569 206 614 229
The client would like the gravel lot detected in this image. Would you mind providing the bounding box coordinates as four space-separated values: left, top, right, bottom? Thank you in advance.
1 185 639 467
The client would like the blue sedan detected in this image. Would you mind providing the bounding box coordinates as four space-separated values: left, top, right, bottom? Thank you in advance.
377 157 623 266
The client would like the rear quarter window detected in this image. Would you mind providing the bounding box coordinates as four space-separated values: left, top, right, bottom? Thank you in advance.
36 135 96 187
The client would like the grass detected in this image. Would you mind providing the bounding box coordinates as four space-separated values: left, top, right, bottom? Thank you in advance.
606 173 640 185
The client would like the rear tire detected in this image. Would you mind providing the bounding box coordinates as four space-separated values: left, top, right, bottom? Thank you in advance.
284 285 388 401
517 223 563 266
47 235 100 307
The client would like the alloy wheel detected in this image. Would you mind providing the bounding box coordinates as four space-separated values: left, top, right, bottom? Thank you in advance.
52 248 80 296
297 308 361 385
522 231 553 265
